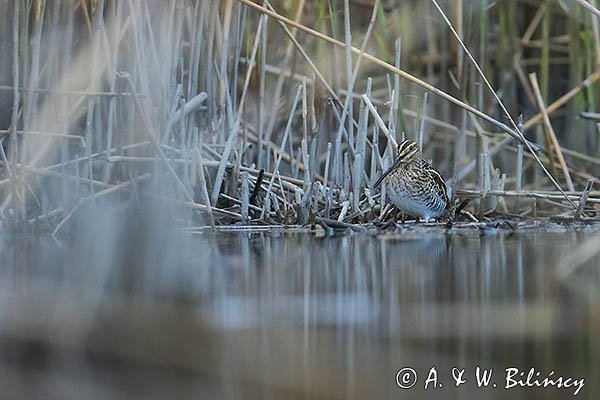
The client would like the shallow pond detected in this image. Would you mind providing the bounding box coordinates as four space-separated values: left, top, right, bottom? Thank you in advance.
1 218 599 399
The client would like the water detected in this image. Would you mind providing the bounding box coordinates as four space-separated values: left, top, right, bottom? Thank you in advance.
1 221 599 399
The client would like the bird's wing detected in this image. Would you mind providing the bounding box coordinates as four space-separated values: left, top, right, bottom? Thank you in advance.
427 166 449 204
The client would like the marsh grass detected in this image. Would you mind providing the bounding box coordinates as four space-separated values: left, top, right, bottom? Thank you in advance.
2 0 600 234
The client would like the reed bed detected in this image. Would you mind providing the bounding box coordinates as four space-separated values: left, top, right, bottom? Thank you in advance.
1 0 600 234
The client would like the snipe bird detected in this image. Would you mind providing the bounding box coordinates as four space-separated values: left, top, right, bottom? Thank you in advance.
374 140 449 222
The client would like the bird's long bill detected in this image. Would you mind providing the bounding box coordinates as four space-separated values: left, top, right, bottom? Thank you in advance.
373 156 403 188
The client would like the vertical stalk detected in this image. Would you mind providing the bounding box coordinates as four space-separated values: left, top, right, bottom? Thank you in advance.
9 0 20 216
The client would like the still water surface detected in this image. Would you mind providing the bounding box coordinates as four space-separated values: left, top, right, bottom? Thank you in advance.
1 221 599 399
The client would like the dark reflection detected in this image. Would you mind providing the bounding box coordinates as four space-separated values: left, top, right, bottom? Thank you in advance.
1 217 599 399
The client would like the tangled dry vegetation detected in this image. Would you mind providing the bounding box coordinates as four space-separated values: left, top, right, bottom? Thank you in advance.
1 0 600 234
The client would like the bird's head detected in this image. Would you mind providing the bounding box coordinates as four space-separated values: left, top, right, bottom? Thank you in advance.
373 139 421 189
395 139 420 163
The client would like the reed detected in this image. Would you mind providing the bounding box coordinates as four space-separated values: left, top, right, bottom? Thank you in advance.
2 0 600 232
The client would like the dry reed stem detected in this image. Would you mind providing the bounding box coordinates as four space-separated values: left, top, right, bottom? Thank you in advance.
237 0 536 148
262 0 305 146
0 130 86 143
523 68 600 130
361 94 397 148
429 0 573 206
261 85 303 219
265 3 339 103
52 173 152 239
211 10 265 204
528 73 575 192
3 0 600 229
245 58 600 165
574 179 595 220
13 164 111 189
121 74 194 204
574 0 600 18
456 189 600 204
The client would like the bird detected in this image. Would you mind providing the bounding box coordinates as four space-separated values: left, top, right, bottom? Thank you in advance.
373 139 449 222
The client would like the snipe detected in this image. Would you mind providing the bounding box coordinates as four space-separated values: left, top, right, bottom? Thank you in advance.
374 140 449 222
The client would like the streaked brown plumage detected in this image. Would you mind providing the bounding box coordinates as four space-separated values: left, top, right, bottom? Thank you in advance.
374 140 449 222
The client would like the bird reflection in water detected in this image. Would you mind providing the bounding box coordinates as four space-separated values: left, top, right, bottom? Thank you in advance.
0 214 599 399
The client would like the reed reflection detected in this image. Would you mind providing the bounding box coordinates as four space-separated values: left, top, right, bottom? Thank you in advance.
0 226 598 399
